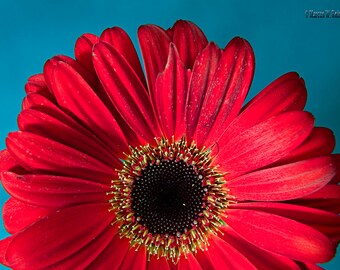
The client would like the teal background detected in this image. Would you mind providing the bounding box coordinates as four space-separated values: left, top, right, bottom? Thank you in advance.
0 0 339 269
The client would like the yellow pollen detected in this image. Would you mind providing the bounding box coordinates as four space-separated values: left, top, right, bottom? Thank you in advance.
108 137 230 263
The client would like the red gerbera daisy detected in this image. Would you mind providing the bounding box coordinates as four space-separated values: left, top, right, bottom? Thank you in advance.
0 20 339 269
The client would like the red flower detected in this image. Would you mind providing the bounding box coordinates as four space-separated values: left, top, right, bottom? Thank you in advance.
0 20 339 269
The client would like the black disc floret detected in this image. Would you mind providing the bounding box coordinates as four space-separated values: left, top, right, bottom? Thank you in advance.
131 159 207 236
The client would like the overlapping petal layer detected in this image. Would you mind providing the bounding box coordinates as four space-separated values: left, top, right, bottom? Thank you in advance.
228 156 336 201
225 209 335 263
4 204 114 269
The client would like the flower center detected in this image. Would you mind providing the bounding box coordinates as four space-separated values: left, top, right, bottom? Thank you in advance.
131 159 206 236
109 138 230 262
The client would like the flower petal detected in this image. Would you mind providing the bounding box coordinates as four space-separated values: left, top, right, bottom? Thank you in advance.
292 184 340 214
171 20 208 68
44 60 129 155
230 201 340 243
22 92 47 111
155 44 190 139
6 131 115 184
228 156 336 201
52 225 118 269
215 72 307 150
277 127 335 165
2 198 53 234
195 234 257 269
100 26 146 86
178 252 203 270
93 41 161 141
119 246 147 270
74 33 99 72
19 94 122 158
87 235 130 270
18 108 118 165
330 154 340 184
2 172 110 208
44 55 98 91
75 33 144 147
5 203 112 269
147 256 170 270
24 74 56 102
241 72 307 119
44 54 140 146
0 236 13 267
225 209 335 263
186 42 221 141
0 150 25 174
295 262 324 270
138 24 171 94
221 226 300 270
216 111 314 177
195 37 255 147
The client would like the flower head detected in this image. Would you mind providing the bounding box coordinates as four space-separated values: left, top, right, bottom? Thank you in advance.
0 20 339 269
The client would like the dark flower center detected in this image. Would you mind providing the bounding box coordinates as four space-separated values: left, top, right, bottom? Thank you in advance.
131 160 207 236
110 138 229 261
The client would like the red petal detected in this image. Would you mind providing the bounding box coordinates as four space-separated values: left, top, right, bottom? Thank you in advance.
6 131 115 184
228 156 336 201
178 253 202 270
330 154 340 184
277 127 335 165
52 225 118 269
74 33 99 72
195 234 257 269
0 236 12 266
295 262 324 270
2 172 110 208
216 111 314 177
21 93 119 159
22 92 46 111
186 43 221 141
230 201 340 243
119 246 147 270
3 198 53 234
292 184 340 213
225 209 335 263
215 72 307 151
6 203 112 269
44 55 98 91
93 41 161 141
155 44 190 139
43 55 140 146
195 37 255 147
18 109 119 165
171 20 208 68
70 36 143 147
92 88 144 147
87 235 130 269
100 27 146 86
44 60 129 155
242 72 307 117
221 226 300 270
147 256 170 270
0 150 16 171
0 150 26 174
24 74 55 102
138 24 171 94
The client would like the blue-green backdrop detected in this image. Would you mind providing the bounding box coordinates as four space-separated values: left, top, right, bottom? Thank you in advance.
0 0 339 269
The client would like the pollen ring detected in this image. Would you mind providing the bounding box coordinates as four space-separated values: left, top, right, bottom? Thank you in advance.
108 137 230 262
